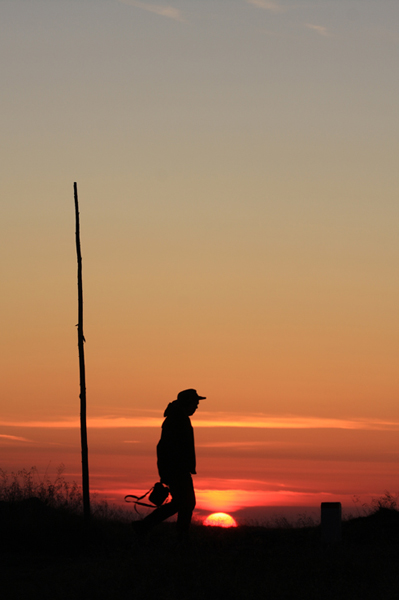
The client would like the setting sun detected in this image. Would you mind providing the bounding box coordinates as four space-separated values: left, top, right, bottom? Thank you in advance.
203 513 238 528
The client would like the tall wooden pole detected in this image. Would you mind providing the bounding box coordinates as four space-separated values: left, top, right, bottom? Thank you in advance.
74 182 90 524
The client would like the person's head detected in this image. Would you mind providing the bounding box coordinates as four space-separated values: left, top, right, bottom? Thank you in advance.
176 389 206 416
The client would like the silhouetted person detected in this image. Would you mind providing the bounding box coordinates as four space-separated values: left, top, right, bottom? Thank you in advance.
133 388 205 542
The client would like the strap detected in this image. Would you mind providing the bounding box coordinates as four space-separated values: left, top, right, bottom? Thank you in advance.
124 484 170 515
124 488 155 515
125 499 157 508
124 490 151 503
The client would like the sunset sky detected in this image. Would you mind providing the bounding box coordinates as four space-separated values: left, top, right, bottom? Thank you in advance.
1 0 398 521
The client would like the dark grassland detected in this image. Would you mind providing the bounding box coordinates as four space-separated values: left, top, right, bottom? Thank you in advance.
1 469 398 600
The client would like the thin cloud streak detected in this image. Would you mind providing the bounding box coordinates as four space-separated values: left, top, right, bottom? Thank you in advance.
0 434 32 443
118 0 184 22
305 23 330 37
195 488 341 511
197 441 294 448
1 415 399 431
245 0 286 14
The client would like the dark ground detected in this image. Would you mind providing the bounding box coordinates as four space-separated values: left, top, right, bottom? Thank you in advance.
1 499 398 600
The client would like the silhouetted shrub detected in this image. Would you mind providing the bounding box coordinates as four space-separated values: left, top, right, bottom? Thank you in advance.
0 465 83 512
370 490 398 513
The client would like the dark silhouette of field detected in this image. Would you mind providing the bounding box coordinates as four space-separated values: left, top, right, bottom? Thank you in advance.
1 496 398 600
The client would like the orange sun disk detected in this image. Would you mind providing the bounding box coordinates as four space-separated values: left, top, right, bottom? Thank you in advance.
203 512 238 528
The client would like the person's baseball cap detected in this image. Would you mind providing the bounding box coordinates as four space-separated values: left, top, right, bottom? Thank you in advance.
177 389 206 402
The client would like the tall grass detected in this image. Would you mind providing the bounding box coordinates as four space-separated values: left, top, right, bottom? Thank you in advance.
351 490 399 518
0 464 82 511
0 465 132 522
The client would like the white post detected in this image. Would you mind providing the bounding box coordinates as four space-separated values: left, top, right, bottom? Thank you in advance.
321 502 342 543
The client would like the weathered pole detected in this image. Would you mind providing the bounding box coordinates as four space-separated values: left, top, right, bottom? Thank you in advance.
74 182 90 524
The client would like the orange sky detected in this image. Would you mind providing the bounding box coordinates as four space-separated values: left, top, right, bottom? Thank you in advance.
1 0 398 519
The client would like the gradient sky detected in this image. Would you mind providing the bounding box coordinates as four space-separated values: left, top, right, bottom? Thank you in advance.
1 0 398 518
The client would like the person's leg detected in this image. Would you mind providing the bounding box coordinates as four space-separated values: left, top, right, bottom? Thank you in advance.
169 474 196 541
134 475 195 539
139 496 178 531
